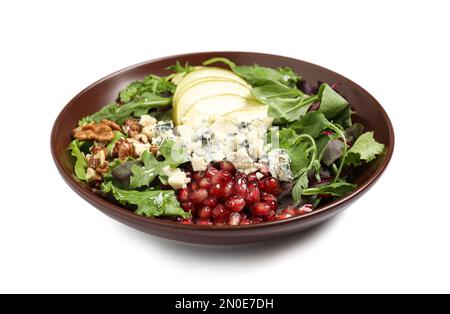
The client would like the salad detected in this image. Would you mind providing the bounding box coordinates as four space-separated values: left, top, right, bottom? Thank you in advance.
69 57 385 226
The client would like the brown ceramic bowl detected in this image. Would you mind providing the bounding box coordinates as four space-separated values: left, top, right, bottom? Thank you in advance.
51 52 394 245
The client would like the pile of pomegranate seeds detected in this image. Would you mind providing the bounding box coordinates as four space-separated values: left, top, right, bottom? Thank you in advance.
177 161 314 226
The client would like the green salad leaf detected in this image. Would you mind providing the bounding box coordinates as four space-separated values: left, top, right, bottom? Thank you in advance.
166 61 196 74
69 140 88 181
292 172 309 203
119 75 176 103
129 139 188 189
102 182 189 218
252 82 318 124
277 128 311 175
289 111 330 138
79 103 119 125
203 57 300 87
318 83 349 119
81 93 172 125
302 182 357 196
345 132 385 166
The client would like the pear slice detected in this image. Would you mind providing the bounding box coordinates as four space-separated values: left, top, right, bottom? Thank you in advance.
174 79 252 125
182 94 263 126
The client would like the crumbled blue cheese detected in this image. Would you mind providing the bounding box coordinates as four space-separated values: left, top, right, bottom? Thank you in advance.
268 149 294 181
152 121 175 145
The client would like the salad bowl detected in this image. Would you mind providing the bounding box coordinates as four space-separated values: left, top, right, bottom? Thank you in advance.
51 51 394 245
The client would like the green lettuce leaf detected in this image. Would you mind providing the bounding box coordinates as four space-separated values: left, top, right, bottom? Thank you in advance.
289 111 330 138
252 82 317 124
277 128 311 175
129 139 188 189
345 132 385 166
302 182 357 196
69 140 88 181
318 83 349 119
102 183 189 218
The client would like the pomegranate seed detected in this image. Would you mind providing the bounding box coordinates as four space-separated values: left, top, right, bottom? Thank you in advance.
220 160 236 174
246 172 258 182
181 201 195 212
196 219 213 226
179 218 193 224
250 202 272 216
202 197 218 208
234 176 248 197
278 208 296 220
212 204 227 220
198 177 212 189
205 165 219 178
198 206 212 219
258 177 281 196
240 218 251 225
214 221 226 226
245 185 260 204
189 181 199 191
189 188 208 204
220 181 234 198
177 188 189 202
211 170 232 185
192 171 205 182
209 183 222 198
227 212 242 226
250 217 263 224
225 195 246 212
261 192 278 211
264 211 278 221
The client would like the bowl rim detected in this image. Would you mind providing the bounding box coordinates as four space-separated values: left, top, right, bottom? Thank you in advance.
51 51 395 231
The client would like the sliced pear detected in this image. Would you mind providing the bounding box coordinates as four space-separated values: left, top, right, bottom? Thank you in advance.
173 67 249 104
174 79 252 125
223 106 270 122
182 94 262 126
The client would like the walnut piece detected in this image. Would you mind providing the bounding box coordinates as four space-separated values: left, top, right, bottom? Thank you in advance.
123 119 142 138
73 120 121 142
112 138 135 160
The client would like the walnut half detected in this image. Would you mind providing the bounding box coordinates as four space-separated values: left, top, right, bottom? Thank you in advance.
73 119 121 142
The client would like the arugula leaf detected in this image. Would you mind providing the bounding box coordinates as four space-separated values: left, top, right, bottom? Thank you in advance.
81 93 172 125
203 57 300 87
129 139 188 189
318 83 349 119
102 182 189 218
345 132 385 166
119 75 175 103
166 61 195 74
302 182 357 196
252 82 317 124
79 103 119 125
289 111 330 138
292 172 309 203
69 140 88 181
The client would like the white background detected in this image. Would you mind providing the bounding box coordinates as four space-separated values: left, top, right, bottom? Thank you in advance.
1 0 449 294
